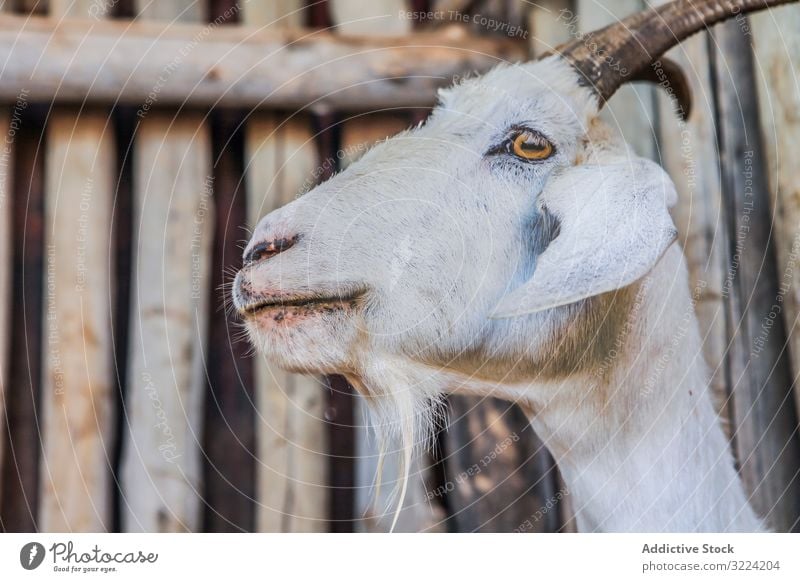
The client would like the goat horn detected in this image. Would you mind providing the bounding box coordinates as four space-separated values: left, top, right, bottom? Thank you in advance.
557 0 798 107
631 57 692 120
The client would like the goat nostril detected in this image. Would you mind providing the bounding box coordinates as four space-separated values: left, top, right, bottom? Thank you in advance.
244 235 299 266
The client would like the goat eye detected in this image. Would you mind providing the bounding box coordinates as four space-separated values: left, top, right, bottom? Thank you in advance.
511 131 553 161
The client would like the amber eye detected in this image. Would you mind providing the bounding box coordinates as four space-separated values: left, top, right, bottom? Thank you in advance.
511 131 554 161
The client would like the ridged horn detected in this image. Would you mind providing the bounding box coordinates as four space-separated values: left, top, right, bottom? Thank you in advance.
557 0 797 110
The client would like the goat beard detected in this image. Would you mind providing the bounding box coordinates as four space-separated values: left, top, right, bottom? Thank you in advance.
349 358 447 531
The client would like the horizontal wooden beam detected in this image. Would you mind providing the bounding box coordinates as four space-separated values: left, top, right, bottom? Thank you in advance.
0 15 527 111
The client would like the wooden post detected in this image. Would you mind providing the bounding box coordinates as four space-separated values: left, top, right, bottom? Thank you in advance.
120 0 212 532
444 397 560 532
528 0 573 57
243 1 329 533
577 0 657 160
37 0 115 533
200 6 257 531
40 111 115 532
17 0 45 14
0 101 44 532
712 19 800 532
330 0 409 35
751 6 800 418
244 114 329 532
528 0 575 57
651 0 730 430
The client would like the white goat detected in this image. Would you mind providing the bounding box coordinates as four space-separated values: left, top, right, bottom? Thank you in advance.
235 0 795 532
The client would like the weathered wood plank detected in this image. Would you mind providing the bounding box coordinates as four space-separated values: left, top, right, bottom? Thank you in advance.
330 0 410 35
243 2 328 533
17 0 46 14
443 397 559 532
121 111 212 533
120 0 212 534
528 0 573 57
202 118 257 532
244 111 329 532
0 103 44 532
577 0 657 160
38 0 115 534
40 111 115 532
243 0 304 28
49 0 98 15
109 106 135 532
135 0 203 22
651 0 730 430
198 0 256 535
0 14 526 111
751 6 800 419
245 112 329 532
712 18 800 532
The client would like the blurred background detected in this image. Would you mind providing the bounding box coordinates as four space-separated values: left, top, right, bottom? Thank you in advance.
0 0 799 533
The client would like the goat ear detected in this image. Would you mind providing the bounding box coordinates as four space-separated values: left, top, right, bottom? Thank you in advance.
491 158 678 318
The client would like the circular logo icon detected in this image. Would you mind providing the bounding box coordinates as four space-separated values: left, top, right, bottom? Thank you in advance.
19 542 45 570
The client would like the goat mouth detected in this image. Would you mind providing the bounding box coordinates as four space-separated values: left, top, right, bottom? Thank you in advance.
238 293 362 319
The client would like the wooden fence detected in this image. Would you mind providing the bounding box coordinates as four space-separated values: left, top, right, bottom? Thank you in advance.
0 0 798 533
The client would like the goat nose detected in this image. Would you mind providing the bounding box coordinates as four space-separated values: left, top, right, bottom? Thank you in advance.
243 234 299 266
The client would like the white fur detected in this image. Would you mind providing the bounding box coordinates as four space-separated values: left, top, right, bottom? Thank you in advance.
235 56 764 532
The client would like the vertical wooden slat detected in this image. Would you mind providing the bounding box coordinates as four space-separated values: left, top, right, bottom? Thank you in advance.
110 106 135 532
202 114 256 532
38 0 115 533
121 113 212 532
16 0 47 14
243 2 328 533
711 19 800 532
329 0 409 35
134 0 203 22
652 0 730 429
528 0 573 57
577 0 657 160
120 0 212 532
751 7 800 419
200 0 256 534
444 398 559 532
244 113 328 532
0 104 44 532
40 111 115 532
244 0 304 27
